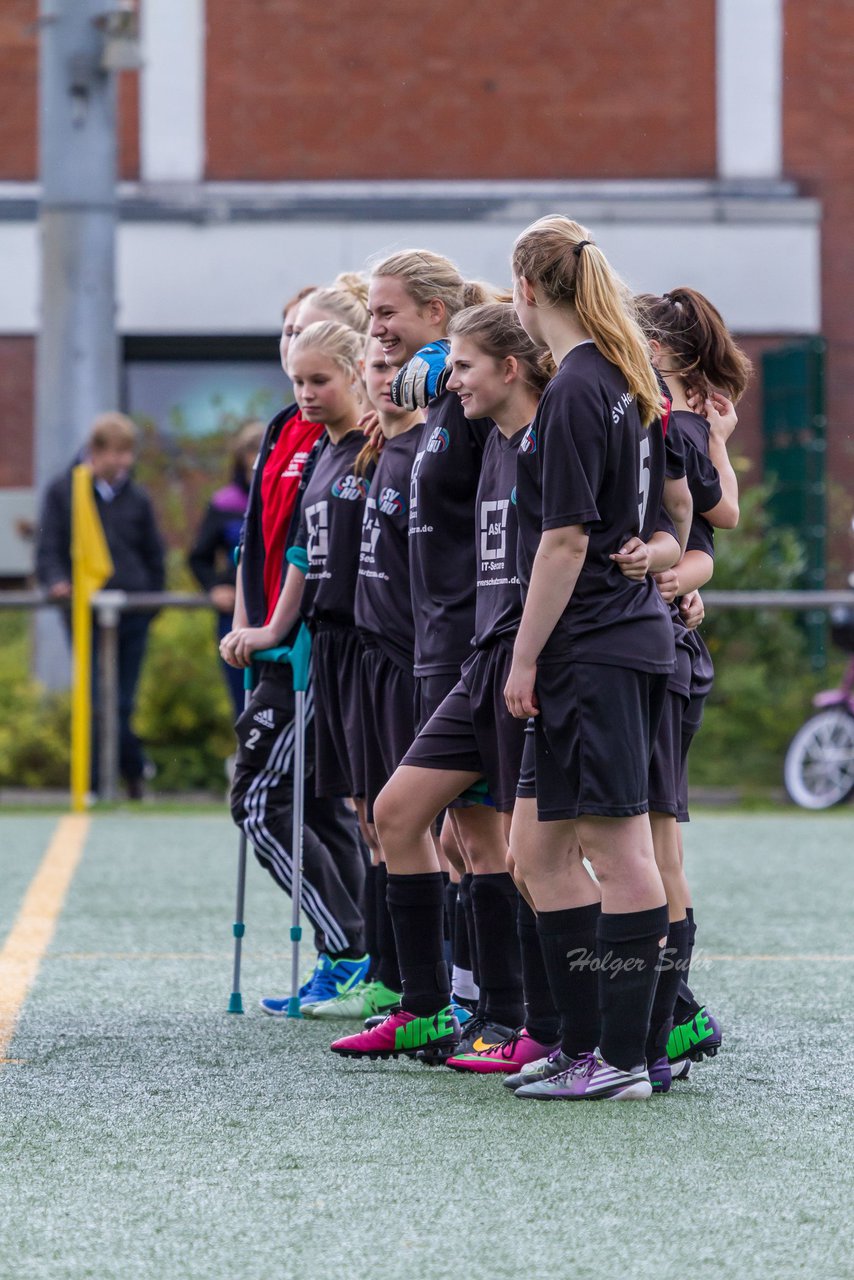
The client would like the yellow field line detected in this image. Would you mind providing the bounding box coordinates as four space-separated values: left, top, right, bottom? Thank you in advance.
0 815 89 1062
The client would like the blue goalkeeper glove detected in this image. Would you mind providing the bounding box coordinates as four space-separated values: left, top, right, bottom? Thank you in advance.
390 340 451 410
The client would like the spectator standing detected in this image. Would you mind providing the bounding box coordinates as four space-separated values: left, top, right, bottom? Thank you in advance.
189 421 265 717
36 412 165 798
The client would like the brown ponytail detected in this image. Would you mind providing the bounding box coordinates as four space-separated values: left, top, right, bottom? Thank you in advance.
354 439 379 478
512 215 663 427
635 287 752 403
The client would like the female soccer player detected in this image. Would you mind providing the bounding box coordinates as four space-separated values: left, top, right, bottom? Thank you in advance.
329 302 555 1065
366 250 511 1039
637 287 751 1076
501 215 675 1102
223 318 372 1014
307 336 424 1021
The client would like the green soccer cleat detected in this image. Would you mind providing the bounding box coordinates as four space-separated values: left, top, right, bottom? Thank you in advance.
305 979 402 1020
667 1007 722 1063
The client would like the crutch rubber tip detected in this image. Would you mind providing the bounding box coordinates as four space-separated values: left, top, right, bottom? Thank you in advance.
290 926 302 942
232 923 245 938
286 997 303 1019
227 993 244 1014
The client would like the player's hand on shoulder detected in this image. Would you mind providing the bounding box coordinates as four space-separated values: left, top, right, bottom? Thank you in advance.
610 536 650 580
390 341 451 410
358 409 383 452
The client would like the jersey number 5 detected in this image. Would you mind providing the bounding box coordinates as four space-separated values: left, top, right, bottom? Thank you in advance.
638 435 651 530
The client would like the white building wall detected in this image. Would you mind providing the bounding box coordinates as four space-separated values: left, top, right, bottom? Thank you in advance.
717 0 784 178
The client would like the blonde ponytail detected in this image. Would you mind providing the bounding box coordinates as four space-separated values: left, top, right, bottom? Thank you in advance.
512 215 663 427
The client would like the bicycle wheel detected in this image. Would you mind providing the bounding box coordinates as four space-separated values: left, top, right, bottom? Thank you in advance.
784 708 854 809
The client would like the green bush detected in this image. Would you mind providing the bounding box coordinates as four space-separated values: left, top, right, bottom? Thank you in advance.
689 485 841 790
134 604 235 793
0 613 70 789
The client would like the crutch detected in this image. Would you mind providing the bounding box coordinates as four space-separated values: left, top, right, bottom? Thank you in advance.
227 627 312 1017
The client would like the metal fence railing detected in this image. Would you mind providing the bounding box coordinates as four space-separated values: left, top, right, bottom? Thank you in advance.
1 588 854 802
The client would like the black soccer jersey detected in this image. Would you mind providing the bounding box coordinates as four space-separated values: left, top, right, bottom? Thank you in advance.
408 391 492 676
295 430 371 626
673 411 718 702
673 410 722 524
355 427 420 669
515 342 674 674
473 425 525 648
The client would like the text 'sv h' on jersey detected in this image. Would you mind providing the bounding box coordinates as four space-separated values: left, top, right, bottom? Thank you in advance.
295 429 371 627
408 391 492 677
474 424 527 649
515 342 675 675
355 426 420 670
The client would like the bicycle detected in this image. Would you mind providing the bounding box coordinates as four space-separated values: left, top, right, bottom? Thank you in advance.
784 606 854 809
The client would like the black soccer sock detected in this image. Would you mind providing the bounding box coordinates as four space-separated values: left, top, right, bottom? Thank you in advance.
537 902 601 1059
364 863 378 979
517 896 560 1045
458 873 479 984
597 905 669 1071
374 862 401 993
453 875 471 970
386 872 450 1016
469 872 524 1029
645 917 691 1063
674 906 701 1022
444 875 457 965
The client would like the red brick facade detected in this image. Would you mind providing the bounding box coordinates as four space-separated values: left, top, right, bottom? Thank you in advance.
0 337 34 487
204 0 717 180
0 1 37 179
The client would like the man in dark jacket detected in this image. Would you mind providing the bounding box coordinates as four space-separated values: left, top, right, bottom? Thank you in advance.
36 412 165 797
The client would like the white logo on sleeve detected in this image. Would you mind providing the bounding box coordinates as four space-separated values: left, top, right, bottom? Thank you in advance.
480 498 510 567
305 500 329 564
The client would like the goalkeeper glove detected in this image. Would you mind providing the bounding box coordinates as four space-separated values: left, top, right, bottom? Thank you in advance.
390 340 451 410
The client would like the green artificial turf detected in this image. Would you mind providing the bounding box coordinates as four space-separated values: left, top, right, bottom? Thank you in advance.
0 813 851 1280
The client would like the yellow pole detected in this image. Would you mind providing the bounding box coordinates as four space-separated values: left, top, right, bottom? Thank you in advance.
69 464 113 813
69 560 92 813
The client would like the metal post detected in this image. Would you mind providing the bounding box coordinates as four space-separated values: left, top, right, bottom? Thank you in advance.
95 590 124 802
34 0 123 689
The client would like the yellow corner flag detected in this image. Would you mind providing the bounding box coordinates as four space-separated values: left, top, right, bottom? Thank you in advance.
70 464 114 812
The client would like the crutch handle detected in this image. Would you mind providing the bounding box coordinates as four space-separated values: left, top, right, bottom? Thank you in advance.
252 624 312 692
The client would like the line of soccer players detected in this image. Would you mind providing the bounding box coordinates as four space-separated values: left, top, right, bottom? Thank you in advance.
222 214 750 1101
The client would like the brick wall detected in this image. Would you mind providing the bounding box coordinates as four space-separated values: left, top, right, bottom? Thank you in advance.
0 337 34 486
0 0 37 179
204 0 717 180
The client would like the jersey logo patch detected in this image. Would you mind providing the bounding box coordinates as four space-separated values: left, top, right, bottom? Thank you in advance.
520 426 537 454
510 486 517 506
331 473 368 501
378 486 406 516
426 426 450 454
480 498 509 563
